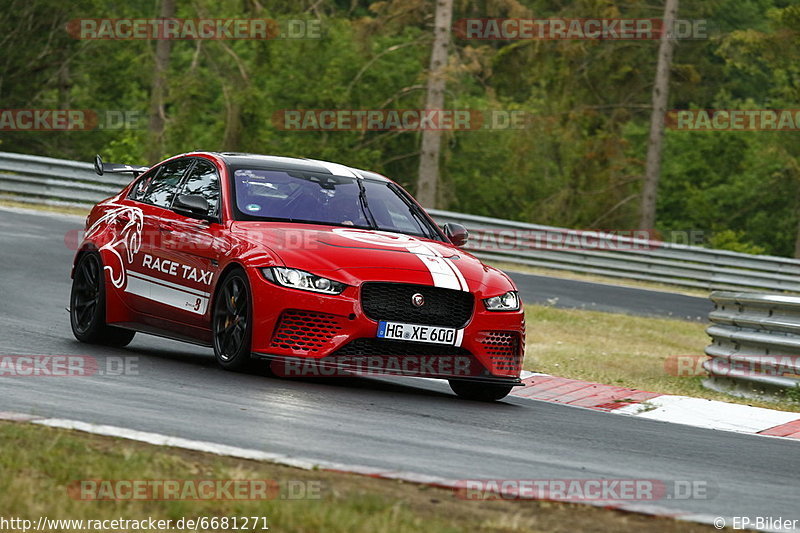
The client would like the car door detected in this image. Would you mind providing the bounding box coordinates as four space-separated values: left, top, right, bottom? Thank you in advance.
154 157 225 330
114 164 163 315
125 156 195 322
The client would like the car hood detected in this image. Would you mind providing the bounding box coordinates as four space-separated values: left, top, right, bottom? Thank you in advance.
230 222 512 293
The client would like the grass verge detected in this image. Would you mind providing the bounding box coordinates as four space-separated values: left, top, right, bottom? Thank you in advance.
0 197 90 217
523 304 800 412
0 421 714 533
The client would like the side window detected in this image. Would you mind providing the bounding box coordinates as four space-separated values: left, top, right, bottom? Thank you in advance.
177 159 220 217
128 167 160 202
141 158 193 208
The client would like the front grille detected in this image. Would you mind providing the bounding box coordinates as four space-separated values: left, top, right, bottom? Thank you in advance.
333 338 472 357
479 331 522 373
270 310 344 353
360 282 473 328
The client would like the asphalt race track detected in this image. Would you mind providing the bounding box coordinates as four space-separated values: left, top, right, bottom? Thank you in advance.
506 271 712 321
0 207 797 523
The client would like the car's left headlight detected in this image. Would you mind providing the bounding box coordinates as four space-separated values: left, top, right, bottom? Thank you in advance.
262 267 346 295
483 291 520 311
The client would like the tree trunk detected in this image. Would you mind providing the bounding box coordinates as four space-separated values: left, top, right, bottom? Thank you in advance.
639 0 679 231
222 84 243 151
146 0 176 165
415 0 453 208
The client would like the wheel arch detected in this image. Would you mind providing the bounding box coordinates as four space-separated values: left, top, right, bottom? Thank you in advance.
209 261 251 318
71 243 100 279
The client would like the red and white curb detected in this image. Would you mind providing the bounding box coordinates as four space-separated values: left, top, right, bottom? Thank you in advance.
512 372 800 440
0 410 719 528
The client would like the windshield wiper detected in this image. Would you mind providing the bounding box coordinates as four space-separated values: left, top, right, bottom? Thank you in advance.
390 184 438 240
356 179 378 229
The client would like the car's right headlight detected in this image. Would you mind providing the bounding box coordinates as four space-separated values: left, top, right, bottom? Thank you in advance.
483 291 520 311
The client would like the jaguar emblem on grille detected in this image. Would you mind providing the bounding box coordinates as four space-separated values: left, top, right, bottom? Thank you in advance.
411 293 425 307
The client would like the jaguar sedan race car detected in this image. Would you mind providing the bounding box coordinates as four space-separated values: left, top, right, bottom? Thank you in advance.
70 152 525 401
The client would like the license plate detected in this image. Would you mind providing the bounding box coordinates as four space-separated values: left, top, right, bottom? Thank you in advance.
376 321 458 345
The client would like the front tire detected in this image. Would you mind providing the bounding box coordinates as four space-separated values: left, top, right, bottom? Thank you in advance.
449 379 513 402
212 269 253 371
70 252 135 347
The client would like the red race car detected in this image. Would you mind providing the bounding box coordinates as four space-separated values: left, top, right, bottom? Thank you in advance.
70 152 525 400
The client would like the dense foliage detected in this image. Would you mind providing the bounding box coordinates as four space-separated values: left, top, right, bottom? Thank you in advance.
1 0 798 255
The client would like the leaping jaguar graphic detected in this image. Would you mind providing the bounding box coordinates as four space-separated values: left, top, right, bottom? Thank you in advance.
84 206 144 289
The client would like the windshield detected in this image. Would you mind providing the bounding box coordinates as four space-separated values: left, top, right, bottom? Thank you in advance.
231 168 441 239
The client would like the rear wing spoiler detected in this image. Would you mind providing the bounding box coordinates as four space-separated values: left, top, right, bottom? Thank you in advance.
93 154 149 178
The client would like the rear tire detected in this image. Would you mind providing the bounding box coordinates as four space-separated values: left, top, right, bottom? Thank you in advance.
449 379 513 402
70 252 136 347
212 269 254 371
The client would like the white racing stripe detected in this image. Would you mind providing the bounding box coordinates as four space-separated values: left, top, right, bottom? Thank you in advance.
307 159 359 178
410 242 468 292
405 242 462 290
125 270 210 315
127 270 210 297
330 228 469 291
429 247 468 291
444 258 468 291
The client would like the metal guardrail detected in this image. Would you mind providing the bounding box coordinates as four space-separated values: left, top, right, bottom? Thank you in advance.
705 291 800 400
0 151 129 207
429 210 800 293
2 150 800 293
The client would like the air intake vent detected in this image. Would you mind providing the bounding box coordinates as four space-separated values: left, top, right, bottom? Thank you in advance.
270 310 343 353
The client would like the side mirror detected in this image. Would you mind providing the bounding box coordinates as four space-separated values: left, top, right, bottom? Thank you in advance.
443 223 469 247
173 194 211 220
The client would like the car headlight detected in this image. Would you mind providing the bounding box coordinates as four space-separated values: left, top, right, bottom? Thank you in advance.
483 291 520 311
262 267 346 295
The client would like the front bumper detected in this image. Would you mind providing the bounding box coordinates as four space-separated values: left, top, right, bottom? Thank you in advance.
248 268 526 382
